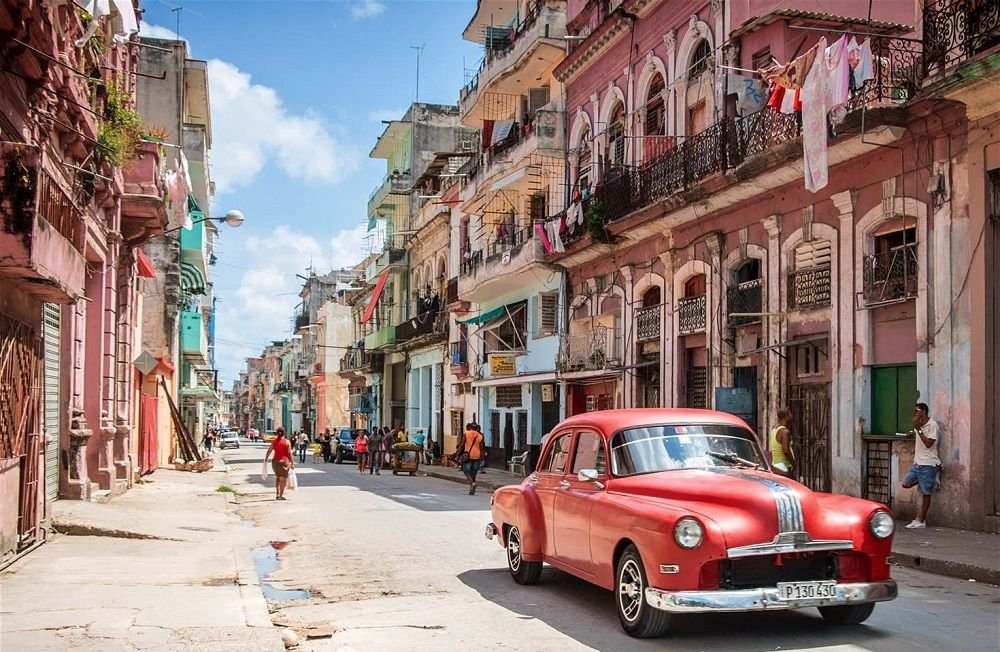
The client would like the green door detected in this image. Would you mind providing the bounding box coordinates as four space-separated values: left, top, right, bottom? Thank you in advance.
871 365 918 435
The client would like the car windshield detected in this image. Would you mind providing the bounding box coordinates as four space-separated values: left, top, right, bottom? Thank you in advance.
609 424 766 476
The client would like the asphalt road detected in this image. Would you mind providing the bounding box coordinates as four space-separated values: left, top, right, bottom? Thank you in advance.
222 443 1000 652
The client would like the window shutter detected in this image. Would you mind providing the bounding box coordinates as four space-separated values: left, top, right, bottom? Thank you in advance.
795 239 832 269
528 87 550 114
538 293 557 336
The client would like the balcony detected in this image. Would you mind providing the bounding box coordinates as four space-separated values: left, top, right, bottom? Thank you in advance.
368 169 413 218
727 278 764 327
788 266 832 310
339 349 381 376
923 0 1000 78
180 310 209 363
121 141 168 243
677 295 707 335
467 109 565 189
635 306 660 342
459 0 566 125
457 226 546 303
370 234 411 279
180 211 208 273
349 392 374 414
557 326 621 372
365 324 396 350
559 33 922 253
396 310 447 345
449 341 469 377
0 150 85 303
863 245 918 306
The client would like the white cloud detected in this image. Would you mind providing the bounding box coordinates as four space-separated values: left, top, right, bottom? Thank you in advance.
350 0 386 19
214 225 371 383
207 59 359 194
137 23 188 48
368 108 406 123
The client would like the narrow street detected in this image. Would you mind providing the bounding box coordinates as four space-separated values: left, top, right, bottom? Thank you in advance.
223 444 1000 652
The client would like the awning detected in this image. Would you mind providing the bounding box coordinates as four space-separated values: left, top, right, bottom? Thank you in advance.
473 371 556 388
361 268 391 324
490 167 527 191
135 249 156 279
180 261 206 295
455 300 527 326
180 385 219 401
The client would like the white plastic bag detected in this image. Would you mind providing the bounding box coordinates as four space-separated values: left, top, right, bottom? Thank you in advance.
287 468 298 490
260 460 269 481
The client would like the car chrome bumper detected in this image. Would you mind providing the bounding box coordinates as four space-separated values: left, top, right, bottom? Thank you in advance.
485 522 499 542
645 580 897 613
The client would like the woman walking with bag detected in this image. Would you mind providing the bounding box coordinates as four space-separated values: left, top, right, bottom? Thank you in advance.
264 427 294 501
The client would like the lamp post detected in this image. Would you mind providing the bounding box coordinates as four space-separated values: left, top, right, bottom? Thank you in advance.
162 209 245 234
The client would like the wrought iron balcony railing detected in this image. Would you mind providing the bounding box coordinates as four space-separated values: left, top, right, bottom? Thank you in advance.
487 225 533 259
557 326 620 371
395 310 447 343
788 266 832 310
727 278 764 326
923 0 1000 77
863 244 918 305
339 350 372 373
635 306 660 342
677 295 707 335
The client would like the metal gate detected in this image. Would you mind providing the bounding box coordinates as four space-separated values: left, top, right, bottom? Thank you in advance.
42 304 60 501
788 383 831 492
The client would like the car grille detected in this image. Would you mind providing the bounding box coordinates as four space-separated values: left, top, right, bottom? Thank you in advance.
721 553 837 589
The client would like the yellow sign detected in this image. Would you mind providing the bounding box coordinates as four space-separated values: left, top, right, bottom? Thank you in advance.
489 353 516 376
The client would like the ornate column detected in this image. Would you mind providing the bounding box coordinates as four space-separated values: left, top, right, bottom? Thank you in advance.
832 190 859 465
63 410 93 500
620 265 635 407
658 249 675 407
705 233 722 406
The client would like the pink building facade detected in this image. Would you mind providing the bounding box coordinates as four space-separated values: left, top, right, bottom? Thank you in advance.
551 0 999 531
0 0 166 565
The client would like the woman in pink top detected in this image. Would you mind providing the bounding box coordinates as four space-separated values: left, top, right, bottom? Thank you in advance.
354 430 369 475
265 427 294 500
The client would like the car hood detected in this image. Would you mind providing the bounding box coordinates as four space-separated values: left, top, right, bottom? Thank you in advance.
610 468 865 549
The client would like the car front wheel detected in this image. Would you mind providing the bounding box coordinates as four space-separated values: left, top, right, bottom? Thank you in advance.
505 525 541 585
818 602 876 625
616 545 671 638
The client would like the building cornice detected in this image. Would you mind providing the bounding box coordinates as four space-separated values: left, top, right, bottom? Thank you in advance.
554 0 656 83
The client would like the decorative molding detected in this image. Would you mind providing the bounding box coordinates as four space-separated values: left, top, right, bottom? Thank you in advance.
689 15 700 34
882 178 897 218
762 214 781 239
664 30 676 50
831 189 855 217
710 0 723 15
705 232 722 257
803 205 814 241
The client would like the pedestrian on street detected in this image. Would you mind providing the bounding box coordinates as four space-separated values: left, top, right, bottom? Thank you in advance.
321 428 332 463
204 433 213 453
297 431 309 463
355 429 370 475
412 429 426 463
264 427 294 501
428 439 441 465
459 423 485 495
768 407 796 479
474 423 488 474
902 402 941 529
368 427 383 474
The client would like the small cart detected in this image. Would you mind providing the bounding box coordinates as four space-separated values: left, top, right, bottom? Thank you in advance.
390 442 422 476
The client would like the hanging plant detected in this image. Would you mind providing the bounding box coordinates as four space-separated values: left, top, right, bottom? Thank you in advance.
95 82 144 169
0 147 38 246
585 199 613 243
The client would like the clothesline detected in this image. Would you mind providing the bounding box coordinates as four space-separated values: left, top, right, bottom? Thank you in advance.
787 24 922 43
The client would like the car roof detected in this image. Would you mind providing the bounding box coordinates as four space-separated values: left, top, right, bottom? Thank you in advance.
553 408 753 437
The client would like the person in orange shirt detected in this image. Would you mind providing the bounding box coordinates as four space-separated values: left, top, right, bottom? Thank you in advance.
459 423 485 495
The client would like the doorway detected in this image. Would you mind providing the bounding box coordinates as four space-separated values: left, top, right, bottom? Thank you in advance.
733 366 758 434
788 383 832 492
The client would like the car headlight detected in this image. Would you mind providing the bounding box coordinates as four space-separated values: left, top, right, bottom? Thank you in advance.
869 511 894 539
674 517 704 549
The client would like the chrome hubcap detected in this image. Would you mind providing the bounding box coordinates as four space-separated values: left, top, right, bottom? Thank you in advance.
508 528 521 572
618 559 643 622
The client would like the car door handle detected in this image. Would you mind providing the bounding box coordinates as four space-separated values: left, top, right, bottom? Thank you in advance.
560 480 571 489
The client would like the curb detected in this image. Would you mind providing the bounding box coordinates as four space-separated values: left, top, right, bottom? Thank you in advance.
421 470 512 493
51 520 182 541
892 552 1000 585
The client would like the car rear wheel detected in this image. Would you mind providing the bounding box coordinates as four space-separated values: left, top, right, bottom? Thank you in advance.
818 602 876 625
505 525 541 585
616 545 671 638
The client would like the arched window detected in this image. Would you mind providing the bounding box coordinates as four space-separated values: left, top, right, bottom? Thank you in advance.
689 39 711 80
606 102 626 177
577 125 592 192
641 286 661 308
645 74 665 137
684 274 706 297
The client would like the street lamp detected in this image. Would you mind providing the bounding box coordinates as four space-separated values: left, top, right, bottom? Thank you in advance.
162 209 245 234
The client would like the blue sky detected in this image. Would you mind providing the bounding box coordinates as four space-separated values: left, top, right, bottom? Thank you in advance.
138 1 482 386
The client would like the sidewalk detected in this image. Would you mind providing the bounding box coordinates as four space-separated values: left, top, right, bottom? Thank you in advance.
422 465 1000 585
0 458 284 652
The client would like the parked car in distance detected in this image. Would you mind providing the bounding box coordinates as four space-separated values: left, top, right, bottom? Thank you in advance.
219 432 240 450
486 408 897 638
333 428 356 464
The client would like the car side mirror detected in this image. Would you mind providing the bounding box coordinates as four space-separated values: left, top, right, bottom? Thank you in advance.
578 469 603 487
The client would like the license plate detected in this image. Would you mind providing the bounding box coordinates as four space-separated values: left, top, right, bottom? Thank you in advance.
777 581 837 601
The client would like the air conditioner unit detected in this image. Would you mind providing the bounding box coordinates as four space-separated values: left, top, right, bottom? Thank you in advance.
458 139 476 152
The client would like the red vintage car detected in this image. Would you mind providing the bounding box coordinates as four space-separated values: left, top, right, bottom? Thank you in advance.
486 408 897 638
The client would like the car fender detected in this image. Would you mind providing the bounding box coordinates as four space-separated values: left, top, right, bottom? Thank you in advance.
491 483 547 560
589 491 728 591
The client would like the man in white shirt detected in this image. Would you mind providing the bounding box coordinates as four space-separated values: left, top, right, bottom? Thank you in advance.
901 402 940 529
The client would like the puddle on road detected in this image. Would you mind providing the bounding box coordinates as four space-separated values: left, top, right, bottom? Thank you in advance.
251 542 312 601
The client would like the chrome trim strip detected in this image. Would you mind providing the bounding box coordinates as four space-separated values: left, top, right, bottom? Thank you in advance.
727 533 854 559
707 469 804 533
659 564 680 574
645 580 897 613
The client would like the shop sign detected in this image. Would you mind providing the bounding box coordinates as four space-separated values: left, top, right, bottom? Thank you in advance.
489 353 516 376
